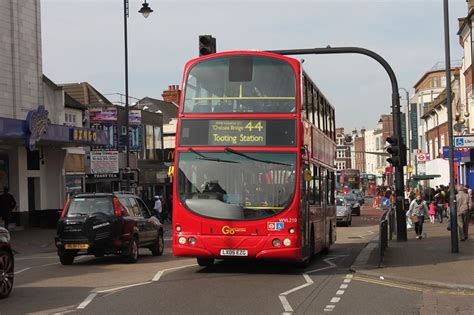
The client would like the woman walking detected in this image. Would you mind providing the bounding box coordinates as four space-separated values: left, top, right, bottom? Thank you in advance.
407 194 429 239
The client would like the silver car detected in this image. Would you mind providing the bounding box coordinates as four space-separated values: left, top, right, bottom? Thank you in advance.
336 196 352 226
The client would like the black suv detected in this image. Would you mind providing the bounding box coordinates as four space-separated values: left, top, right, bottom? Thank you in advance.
55 192 164 265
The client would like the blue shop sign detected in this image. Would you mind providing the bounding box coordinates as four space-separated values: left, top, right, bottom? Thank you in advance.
442 146 471 162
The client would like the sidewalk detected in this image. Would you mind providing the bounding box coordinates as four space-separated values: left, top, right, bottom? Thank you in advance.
7 222 173 256
351 220 474 291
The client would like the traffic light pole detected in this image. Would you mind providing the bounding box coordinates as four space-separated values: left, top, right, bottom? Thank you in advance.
268 46 407 241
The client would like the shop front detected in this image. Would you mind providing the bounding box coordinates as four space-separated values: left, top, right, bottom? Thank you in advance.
0 106 108 226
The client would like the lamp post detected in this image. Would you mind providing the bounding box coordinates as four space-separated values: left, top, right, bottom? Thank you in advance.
123 0 153 190
443 0 458 253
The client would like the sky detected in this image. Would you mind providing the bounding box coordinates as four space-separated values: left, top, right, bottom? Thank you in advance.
41 0 466 132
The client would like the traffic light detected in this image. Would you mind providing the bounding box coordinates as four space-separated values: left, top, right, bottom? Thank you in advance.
386 136 407 167
199 35 216 56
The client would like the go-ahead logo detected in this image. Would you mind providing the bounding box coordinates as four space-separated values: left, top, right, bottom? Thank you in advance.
221 226 246 235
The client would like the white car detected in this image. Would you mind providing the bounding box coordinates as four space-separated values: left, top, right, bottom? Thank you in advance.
336 196 352 226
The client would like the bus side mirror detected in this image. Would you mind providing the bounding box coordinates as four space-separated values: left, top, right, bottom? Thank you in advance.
304 169 313 182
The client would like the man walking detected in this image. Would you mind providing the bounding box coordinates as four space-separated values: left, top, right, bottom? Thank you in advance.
153 195 163 223
0 187 16 230
455 185 471 241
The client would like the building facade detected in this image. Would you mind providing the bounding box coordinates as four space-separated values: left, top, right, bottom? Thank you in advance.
335 128 352 171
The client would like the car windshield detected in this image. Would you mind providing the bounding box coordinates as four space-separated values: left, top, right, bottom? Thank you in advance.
177 151 296 220
183 55 296 114
336 197 345 206
67 197 114 217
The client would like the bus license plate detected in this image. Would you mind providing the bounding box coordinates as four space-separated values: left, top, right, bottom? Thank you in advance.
220 249 248 257
65 243 89 250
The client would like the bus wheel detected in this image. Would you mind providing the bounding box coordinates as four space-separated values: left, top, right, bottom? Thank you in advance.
197 258 214 267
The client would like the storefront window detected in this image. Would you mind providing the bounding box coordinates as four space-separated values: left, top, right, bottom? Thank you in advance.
143 125 163 160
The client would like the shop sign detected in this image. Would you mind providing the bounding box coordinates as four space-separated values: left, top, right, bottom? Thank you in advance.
70 128 98 143
164 148 174 163
26 105 49 150
90 151 119 174
85 173 119 179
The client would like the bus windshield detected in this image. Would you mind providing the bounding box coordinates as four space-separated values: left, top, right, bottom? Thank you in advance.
177 152 296 220
183 55 296 114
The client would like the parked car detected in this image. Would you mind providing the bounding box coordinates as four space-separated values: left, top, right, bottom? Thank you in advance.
344 193 361 216
55 192 164 265
0 227 13 299
336 196 352 226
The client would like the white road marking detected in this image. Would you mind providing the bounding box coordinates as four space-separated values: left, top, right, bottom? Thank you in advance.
278 255 346 314
76 293 97 309
323 274 353 313
279 296 293 312
74 262 198 311
152 263 198 282
14 267 31 274
96 281 152 294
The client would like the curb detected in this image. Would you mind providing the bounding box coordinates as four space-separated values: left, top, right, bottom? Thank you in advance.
349 238 474 292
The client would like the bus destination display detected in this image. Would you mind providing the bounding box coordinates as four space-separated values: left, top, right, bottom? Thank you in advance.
210 120 266 146
179 119 296 147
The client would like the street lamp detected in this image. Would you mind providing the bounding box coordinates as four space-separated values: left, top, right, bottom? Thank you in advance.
123 0 153 190
443 0 459 253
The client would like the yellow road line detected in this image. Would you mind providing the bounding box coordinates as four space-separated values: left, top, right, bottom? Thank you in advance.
352 275 474 296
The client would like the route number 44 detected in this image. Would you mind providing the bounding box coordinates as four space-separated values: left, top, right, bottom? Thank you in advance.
245 121 263 132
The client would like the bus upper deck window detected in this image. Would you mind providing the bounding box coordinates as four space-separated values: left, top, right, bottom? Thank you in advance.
229 57 253 82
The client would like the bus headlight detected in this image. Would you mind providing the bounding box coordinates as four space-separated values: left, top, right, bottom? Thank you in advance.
178 236 187 245
188 237 196 246
176 225 182 232
289 228 295 234
272 239 281 247
283 238 291 247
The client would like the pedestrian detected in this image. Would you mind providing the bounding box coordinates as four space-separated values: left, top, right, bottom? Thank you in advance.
428 201 436 224
153 195 163 223
455 185 471 241
434 189 445 223
407 194 428 239
0 187 16 230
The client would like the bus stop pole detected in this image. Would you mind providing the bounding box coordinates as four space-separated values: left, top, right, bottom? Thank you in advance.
268 47 407 241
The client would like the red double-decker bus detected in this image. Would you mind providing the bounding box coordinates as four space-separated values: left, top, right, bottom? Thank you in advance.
340 169 361 193
172 51 336 267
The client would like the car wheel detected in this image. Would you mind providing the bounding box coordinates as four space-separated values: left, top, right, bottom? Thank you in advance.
0 249 14 299
197 258 214 267
150 230 164 256
124 237 139 263
59 253 75 265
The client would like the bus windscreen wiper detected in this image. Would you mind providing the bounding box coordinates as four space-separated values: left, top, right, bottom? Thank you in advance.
188 148 239 164
224 147 292 166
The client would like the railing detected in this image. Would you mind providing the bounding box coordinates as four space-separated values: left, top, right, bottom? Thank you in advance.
379 206 395 267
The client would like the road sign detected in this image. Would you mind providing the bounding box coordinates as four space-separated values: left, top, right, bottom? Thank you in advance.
454 135 474 148
417 154 426 162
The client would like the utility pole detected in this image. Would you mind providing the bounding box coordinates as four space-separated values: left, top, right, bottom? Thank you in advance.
443 0 459 253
